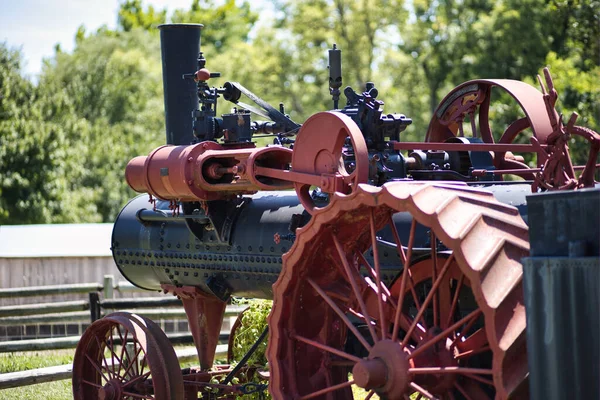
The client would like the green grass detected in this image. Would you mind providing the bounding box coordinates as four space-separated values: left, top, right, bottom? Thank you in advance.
0 349 75 400
0 348 411 399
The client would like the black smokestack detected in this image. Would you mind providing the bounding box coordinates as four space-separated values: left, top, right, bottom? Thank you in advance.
158 24 203 145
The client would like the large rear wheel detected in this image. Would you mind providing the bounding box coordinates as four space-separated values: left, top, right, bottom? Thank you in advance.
268 182 529 399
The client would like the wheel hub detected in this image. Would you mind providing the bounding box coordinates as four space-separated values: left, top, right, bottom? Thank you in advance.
352 339 410 398
98 379 123 400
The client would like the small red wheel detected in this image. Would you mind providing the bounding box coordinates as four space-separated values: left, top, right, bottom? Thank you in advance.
268 182 530 399
73 312 183 400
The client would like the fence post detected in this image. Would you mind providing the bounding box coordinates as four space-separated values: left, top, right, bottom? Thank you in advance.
88 292 101 323
103 275 114 299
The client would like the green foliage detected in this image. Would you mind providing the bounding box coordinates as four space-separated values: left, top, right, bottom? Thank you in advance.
118 0 167 32
230 298 272 399
230 298 271 366
171 0 258 51
1 0 598 224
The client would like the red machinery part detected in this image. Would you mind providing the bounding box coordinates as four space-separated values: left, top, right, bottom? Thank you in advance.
125 141 293 201
425 76 557 174
267 182 530 399
291 111 369 214
72 312 184 400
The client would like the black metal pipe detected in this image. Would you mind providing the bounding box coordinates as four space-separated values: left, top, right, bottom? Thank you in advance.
158 23 203 145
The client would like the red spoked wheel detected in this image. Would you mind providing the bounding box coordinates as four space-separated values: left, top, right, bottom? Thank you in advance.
426 78 557 173
73 312 183 400
268 182 530 399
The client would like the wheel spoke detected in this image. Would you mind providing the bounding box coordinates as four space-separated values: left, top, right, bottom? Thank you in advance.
401 254 455 348
331 232 378 344
409 309 482 360
116 326 128 378
292 334 362 363
122 391 154 399
455 345 491 360
81 378 104 389
308 278 372 351
298 379 355 400
109 326 116 380
453 382 474 400
121 344 145 382
94 334 114 380
358 252 397 308
387 214 408 265
450 316 482 350
445 274 465 328
455 379 490 399
430 231 439 327
455 328 488 353
391 218 419 342
84 353 110 383
409 381 438 399
464 373 495 386
123 370 151 388
369 209 388 340
408 367 493 375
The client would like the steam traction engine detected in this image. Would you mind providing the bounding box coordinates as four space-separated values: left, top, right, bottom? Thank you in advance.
71 24 599 399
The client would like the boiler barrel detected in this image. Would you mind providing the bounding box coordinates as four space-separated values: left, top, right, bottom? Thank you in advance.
112 184 530 300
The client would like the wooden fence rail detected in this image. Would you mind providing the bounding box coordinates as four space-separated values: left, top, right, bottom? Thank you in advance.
0 276 143 300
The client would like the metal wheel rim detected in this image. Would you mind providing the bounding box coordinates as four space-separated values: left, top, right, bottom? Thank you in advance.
268 182 530 400
72 312 183 400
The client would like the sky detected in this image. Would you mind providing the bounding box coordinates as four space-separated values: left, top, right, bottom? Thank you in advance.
0 0 197 77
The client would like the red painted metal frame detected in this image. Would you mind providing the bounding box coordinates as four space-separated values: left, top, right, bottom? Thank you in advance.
161 284 226 371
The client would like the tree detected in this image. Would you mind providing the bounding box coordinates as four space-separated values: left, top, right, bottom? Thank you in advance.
118 0 167 32
171 0 258 51
0 44 96 223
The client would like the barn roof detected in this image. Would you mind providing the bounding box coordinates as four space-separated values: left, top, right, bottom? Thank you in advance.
0 224 113 258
